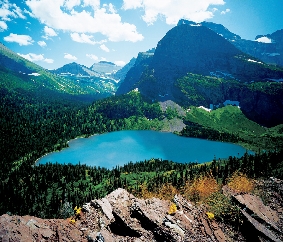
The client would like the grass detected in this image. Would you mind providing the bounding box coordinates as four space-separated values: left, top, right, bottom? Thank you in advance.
183 105 283 150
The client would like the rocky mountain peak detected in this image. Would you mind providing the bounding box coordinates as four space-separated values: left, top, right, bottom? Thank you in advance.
136 23 247 99
177 19 241 41
52 62 92 76
90 61 121 75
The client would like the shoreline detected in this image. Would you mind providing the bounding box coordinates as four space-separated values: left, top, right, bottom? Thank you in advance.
34 133 98 165
34 130 249 168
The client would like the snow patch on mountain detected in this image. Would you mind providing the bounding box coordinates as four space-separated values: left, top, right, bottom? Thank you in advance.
247 59 263 64
256 36 272 43
28 73 41 76
198 106 211 112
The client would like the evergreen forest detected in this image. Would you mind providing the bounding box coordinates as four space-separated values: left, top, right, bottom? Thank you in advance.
1 82 283 219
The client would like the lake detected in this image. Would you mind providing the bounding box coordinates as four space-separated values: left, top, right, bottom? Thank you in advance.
36 130 248 169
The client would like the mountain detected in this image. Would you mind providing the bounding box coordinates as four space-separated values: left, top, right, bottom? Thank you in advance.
231 30 283 67
116 24 283 126
113 57 136 82
0 43 108 101
90 61 121 75
178 19 283 67
178 19 242 41
51 62 99 77
51 62 121 97
116 52 154 95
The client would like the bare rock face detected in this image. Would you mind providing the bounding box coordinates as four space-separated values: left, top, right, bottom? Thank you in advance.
0 188 228 242
83 188 227 241
0 214 83 241
1 184 282 241
224 177 283 242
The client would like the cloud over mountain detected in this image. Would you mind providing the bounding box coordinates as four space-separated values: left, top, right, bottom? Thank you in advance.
64 53 77 60
70 33 106 45
17 52 54 63
26 0 144 42
122 0 225 24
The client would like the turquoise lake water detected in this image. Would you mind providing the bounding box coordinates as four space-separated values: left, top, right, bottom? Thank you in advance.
36 130 248 169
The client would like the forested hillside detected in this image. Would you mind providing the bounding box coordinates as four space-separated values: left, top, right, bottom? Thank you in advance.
1 22 283 239
1 150 282 218
1 84 283 218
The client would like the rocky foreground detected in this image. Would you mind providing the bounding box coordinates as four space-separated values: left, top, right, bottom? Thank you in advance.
0 178 282 242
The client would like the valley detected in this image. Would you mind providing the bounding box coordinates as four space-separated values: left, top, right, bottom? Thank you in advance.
1 18 283 241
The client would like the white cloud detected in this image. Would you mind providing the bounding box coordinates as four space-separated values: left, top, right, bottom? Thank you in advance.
0 21 7 31
70 32 106 45
0 1 26 31
11 3 26 19
44 58 54 63
4 33 34 46
122 0 225 24
100 44 110 52
107 3 116 14
211 7 218 12
26 0 144 42
114 60 126 66
256 36 272 43
0 1 26 21
17 52 53 63
220 8 230 14
64 53 77 60
18 53 44 61
64 0 81 10
83 0 100 10
43 26 57 39
38 40 47 47
123 0 143 10
86 54 99 61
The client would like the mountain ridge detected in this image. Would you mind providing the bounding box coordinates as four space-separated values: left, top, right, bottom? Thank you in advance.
116 23 283 126
178 19 283 67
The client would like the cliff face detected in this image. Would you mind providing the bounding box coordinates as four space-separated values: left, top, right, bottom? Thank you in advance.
137 24 241 100
116 52 154 95
1 179 283 242
179 20 283 68
113 57 136 82
138 24 283 99
116 23 283 126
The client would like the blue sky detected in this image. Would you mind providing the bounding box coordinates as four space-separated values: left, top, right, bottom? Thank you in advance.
0 0 282 70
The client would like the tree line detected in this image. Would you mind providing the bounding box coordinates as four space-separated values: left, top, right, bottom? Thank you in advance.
0 149 282 218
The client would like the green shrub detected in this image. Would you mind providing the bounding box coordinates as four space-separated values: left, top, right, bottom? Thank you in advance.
206 192 241 226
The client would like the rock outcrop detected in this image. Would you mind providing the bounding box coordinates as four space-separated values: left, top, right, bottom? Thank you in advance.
1 181 283 242
0 188 227 242
223 177 283 242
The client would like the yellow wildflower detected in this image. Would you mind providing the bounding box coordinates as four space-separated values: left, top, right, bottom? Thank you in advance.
206 212 215 220
168 203 177 215
69 218 76 224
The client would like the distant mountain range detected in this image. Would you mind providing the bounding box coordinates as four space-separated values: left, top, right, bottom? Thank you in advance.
117 22 283 127
51 61 122 77
0 42 125 102
50 61 131 97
